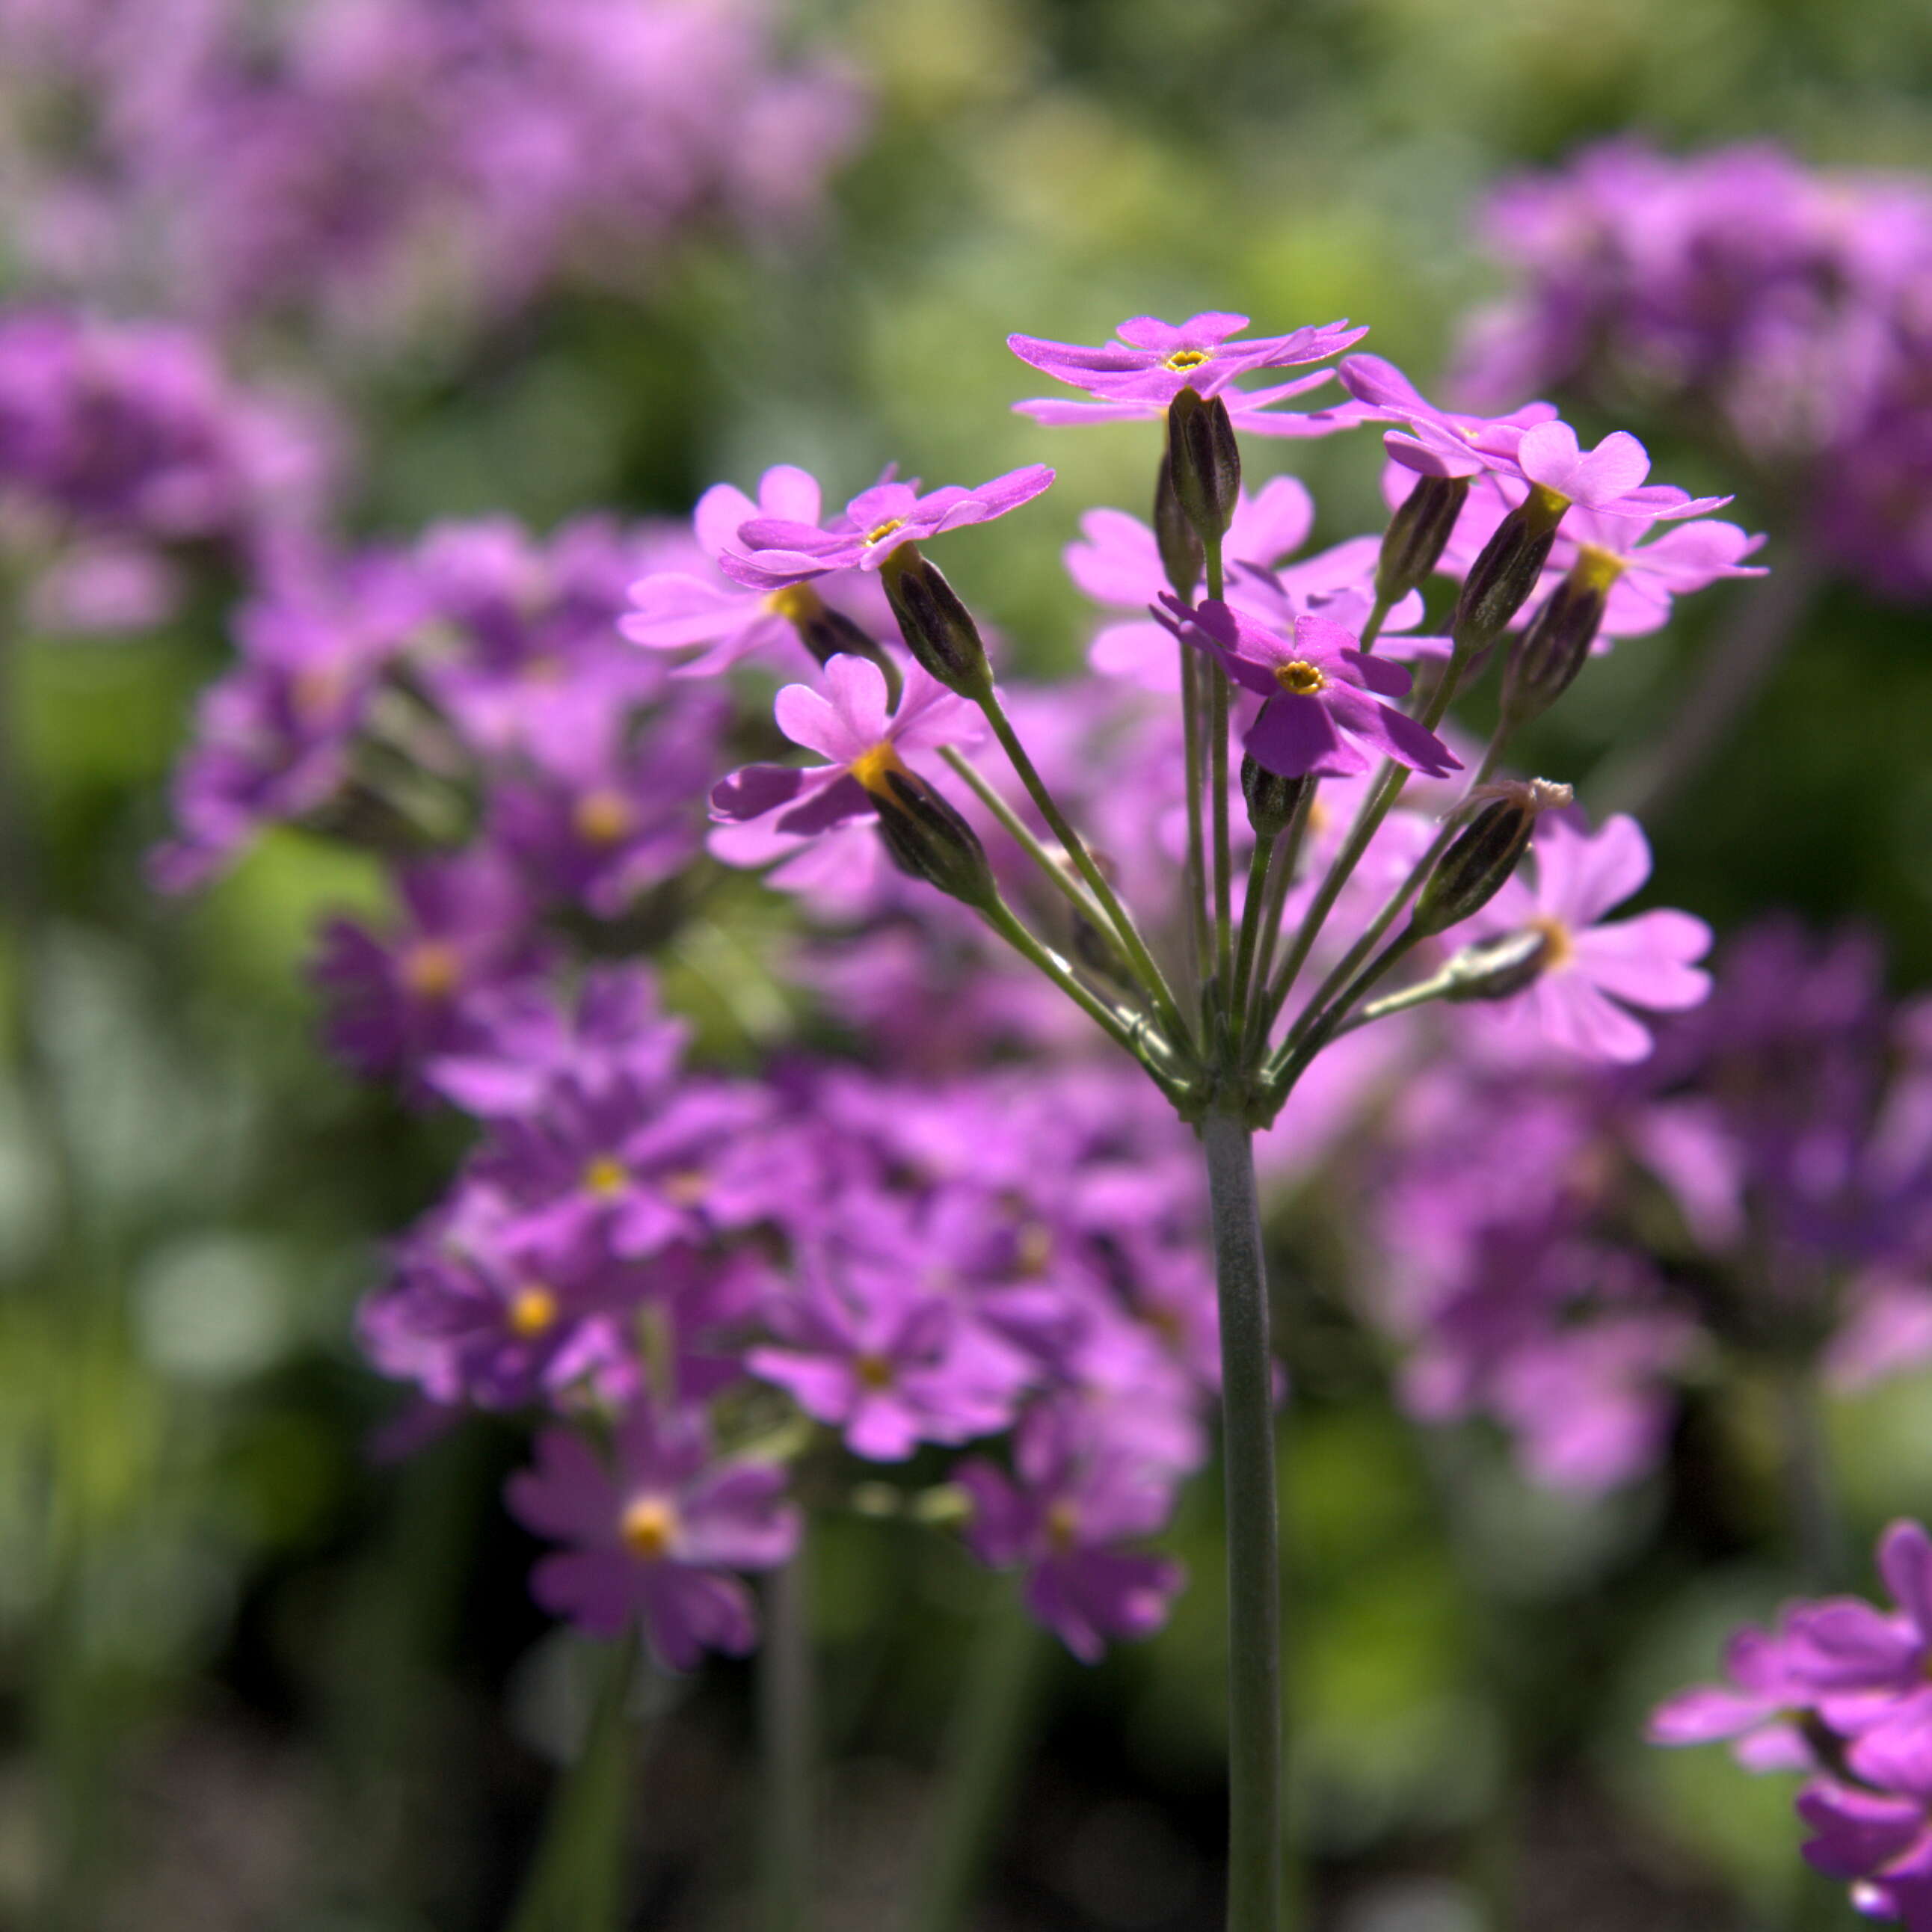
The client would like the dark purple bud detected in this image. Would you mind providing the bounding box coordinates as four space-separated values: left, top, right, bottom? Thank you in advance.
1153 453 1205 599
1450 484 1569 653
873 768 997 908
1240 754 1311 839
1166 387 1240 546
1411 778 1572 936
1376 474 1469 606
1439 926 1553 1002
880 544 991 696
1501 551 1617 724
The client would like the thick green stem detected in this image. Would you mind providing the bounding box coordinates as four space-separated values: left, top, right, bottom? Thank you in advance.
906 1594 1050 1932
1202 1110 1283 1932
504 1635 639 1932
975 688 1192 1051
763 1549 816 1932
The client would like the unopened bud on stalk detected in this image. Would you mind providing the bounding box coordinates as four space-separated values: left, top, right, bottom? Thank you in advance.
768 584 887 668
1503 545 1623 724
1240 754 1311 839
880 544 991 696
1153 454 1205 599
1376 475 1470 606
871 767 997 908
1450 483 1569 653
1439 926 1554 1003
1411 778 1572 936
1166 387 1241 547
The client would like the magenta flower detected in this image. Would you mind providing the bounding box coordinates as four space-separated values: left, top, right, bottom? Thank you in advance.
621 464 890 676
1337 352 1560 480
1006 311 1366 410
709 653 982 866
1068 476 1314 690
1474 814 1713 1062
957 1400 1184 1662
507 1403 798 1667
1646 1625 1816 1772
1782 1522 1932 1717
746 1255 1033 1461
717 466 1054 591
1504 420 1732 521
1154 597 1460 781
1551 505 1768 639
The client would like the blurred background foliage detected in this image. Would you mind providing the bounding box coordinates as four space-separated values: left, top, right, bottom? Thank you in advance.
8 0 1932 1926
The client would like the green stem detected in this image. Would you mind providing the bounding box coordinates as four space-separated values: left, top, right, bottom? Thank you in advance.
763 1548 816 1932
1210 663 1234 1024
976 896 1160 1070
974 687 1193 1053
1279 722 1512 1059
1270 930 1424 1104
938 747 1107 931
1202 1110 1283 1932
1243 789 1313 1055
504 1634 640 1932
1181 643 1212 1000
906 1594 1050 1932
1229 832 1276 1055
1356 593 1394 652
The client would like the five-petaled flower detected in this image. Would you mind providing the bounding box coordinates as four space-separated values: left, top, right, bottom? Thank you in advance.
1154 597 1461 781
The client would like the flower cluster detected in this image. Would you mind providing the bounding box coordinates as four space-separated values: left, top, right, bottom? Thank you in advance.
1652 1520 1932 1925
0 307 339 632
0 0 864 349
1456 141 1932 596
1359 918 1932 1491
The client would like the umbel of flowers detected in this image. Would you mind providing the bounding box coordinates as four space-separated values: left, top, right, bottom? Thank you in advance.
155 306 1753 1929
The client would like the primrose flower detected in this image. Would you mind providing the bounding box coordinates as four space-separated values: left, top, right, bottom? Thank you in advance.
1550 505 1768 639
508 1403 799 1667
1155 598 1460 781
1006 311 1366 411
709 653 982 866
957 1400 1185 1661
1474 814 1713 1062
1503 421 1733 523
1338 352 1560 479
718 466 1054 590
621 464 891 676
746 1254 1033 1461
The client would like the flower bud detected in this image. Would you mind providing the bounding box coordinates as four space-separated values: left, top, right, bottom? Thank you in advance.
880 545 991 696
1501 549 1619 725
1240 754 1311 839
1439 926 1553 1003
1152 453 1205 599
872 767 997 908
1166 387 1241 547
1450 483 1569 653
1410 778 1572 936
1376 474 1470 606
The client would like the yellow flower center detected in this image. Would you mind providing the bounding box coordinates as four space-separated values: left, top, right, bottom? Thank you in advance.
1046 1499 1081 1553
865 517 906 547
849 740 910 797
583 1155 629 1198
573 788 634 846
1163 348 1212 372
763 583 825 625
1015 1222 1053 1277
1527 913 1575 971
507 1284 559 1338
1524 482 1572 533
1273 659 1327 695
619 1495 679 1560
399 939 462 1000
661 1169 710 1208
855 1351 895 1391
521 653 565 683
1574 544 1629 593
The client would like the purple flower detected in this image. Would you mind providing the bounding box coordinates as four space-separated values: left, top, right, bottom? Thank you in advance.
1503 420 1733 522
717 466 1054 591
621 464 891 677
1474 813 1713 1062
1006 311 1366 410
1549 505 1768 638
1646 1625 1816 1772
709 653 982 867
1337 351 1559 480
312 850 547 1091
746 1252 1033 1461
1782 1522 1932 1720
507 1403 798 1667
957 1400 1184 1661
1155 597 1460 781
